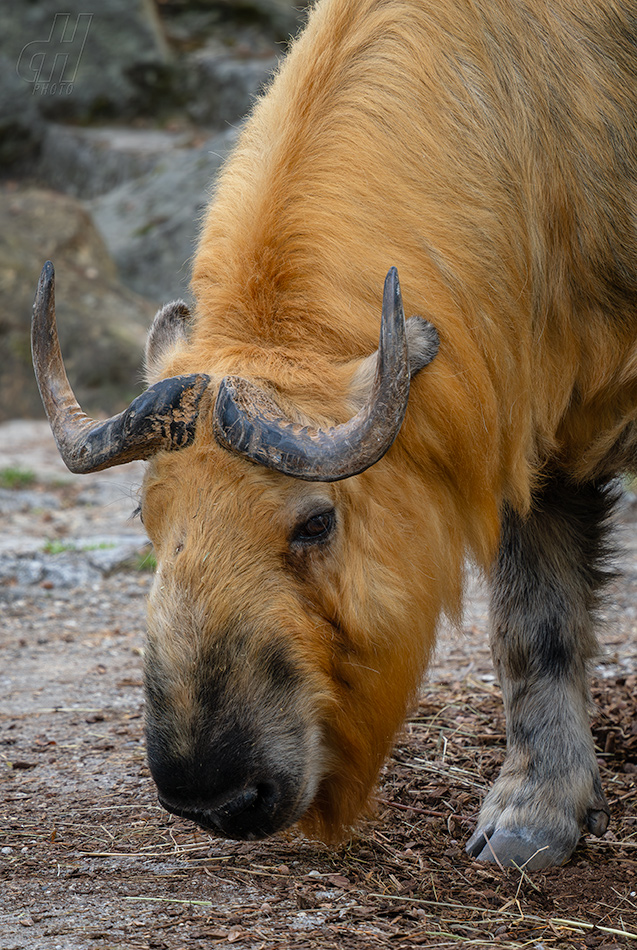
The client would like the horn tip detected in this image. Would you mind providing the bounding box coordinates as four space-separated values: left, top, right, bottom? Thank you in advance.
35 261 55 308
40 260 55 282
384 266 402 304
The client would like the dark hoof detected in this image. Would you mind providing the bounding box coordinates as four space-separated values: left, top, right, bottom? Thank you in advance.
586 808 610 837
466 828 567 869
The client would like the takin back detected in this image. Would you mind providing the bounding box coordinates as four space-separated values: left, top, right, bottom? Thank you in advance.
32 0 637 869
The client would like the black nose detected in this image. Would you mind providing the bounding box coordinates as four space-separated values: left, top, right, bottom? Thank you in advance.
146 717 297 840
158 779 283 839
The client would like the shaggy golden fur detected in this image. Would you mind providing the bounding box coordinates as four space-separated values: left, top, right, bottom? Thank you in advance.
142 0 637 841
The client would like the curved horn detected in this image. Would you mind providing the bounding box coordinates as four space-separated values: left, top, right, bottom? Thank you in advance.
31 261 211 474
213 267 420 482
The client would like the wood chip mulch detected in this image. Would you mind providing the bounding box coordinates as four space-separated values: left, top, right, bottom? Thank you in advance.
2 674 636 949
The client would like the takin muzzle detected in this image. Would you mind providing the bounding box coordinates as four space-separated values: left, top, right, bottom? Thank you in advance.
144 625 324 840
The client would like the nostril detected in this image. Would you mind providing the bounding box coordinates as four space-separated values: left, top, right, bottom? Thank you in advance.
158 779 284 839
257 781 279 812
218 786 259 819
218 782 280 821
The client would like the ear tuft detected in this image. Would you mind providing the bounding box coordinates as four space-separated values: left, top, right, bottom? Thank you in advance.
406 315 439 376
348 314 440 411
145 300 191 381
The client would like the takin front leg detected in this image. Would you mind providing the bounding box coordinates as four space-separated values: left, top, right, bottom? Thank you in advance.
466 476 615 869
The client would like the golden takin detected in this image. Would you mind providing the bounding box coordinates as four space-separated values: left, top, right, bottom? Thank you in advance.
33 0 637 869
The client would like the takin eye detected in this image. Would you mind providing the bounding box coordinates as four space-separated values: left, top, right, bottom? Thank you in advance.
291 508 336 546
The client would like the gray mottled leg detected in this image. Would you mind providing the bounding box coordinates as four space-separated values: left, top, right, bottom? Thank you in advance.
467 476 615 869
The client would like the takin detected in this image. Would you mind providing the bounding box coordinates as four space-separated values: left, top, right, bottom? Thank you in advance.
32 0 637 870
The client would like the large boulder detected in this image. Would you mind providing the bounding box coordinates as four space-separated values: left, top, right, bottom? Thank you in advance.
3 0 172 125
2 0 305 135
184 45 278 128
91 127 239 301
34 124 197 200
0 55 44 170
158 0 306 49
0 185 155 422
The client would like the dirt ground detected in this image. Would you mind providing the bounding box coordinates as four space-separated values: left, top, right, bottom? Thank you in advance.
1 421 636 950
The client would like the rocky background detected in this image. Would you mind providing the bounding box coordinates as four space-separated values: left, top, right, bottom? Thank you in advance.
0 0 308 421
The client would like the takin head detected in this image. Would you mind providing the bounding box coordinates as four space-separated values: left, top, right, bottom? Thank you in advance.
32 261 452 841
